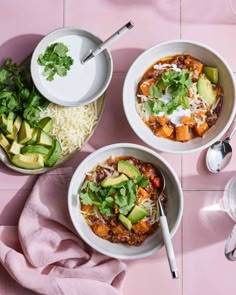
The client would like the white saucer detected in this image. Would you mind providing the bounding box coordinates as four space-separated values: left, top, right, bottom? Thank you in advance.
31 27 113 106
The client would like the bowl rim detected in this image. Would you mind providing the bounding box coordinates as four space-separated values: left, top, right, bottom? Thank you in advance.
123 39 236 154
31 26 113 107
67 142 184 259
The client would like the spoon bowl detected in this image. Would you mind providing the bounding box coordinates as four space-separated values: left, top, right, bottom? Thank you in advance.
206 121 236 173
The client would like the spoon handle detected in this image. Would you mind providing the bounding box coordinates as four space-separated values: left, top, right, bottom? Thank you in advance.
158 199 179 278
226 121 236 141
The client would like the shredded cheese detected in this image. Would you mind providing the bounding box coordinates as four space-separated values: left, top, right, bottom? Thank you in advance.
40 102 99 157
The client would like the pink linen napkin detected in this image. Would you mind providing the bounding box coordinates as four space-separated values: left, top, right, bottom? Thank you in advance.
0 167 126 295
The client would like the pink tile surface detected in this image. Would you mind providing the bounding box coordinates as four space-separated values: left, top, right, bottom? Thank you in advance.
183 191 236 295
1 1 236 294
123 231 182 295
181 0 236 71
0 0 63 65
64 0 181 72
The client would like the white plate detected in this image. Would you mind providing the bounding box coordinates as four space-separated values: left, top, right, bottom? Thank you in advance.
31 27 113 106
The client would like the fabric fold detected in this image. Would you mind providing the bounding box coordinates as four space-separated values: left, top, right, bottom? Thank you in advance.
0 168 126 295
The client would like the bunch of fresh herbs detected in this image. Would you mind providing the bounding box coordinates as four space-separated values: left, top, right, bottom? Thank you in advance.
79 175 149 217
144 69 192 115
37 42 74 81
0 58 49 126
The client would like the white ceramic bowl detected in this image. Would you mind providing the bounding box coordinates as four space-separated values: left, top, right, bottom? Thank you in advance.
31 27 113 106
68 143 183 260
123 40 236 154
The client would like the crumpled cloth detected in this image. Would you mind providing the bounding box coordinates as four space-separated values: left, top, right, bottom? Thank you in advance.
0 168 126 295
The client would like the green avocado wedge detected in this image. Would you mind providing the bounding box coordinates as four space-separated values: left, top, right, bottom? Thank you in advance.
101 174 128 187
44 139 62 167
21 145 49 155
118 214 132 230
197 77 216 106
18 120 32 144
37 129 53 147
117 160 141 180
203 66 218 84
38 117 53 133
127 205 147 223
11 153 44 169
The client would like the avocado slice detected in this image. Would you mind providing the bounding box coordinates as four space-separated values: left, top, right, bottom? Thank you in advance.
38 117 53 133
0 133 10 153
13 115 22 132
6 112 15 134
21 145 49 155
37 129 53 147
118 214 132 230
44 139 62 167
0 114 7 132
101 174 128 187
117 161 141 180
27 128 39 145
197 77 216 106
127 205 147 223
7 115 22 140
11 153 44 169
203 66 218 84
18 120 33 144
9 140 23 155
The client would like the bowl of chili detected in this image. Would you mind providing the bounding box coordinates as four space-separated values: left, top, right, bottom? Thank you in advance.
123 40 236 153
68 143 183 259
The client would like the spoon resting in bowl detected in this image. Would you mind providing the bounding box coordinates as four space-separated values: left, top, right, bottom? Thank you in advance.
206 121 236 173
157 171 179 278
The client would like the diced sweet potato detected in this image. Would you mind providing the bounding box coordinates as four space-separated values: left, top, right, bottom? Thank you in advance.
194 122 209 136
81 204 93 213
149 116 157 123
181 116 195 125
156 116 169 126
155 124 174 138
138 187 151 201
92 222 110 238
140 78 155 96
132 221 151 234
175 125 191 141
184 56 203 75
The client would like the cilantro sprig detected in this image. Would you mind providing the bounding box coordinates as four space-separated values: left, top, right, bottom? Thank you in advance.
79 175 149 217
144 69 192 115
37 43 74 81
0 58 49 126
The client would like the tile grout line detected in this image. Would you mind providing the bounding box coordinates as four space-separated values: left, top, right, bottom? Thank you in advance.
180 0 182 39
181 153 184 295
63 0 65 27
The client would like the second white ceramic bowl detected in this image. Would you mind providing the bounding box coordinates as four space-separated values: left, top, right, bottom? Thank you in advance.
68 143 183 260
123 40 236 153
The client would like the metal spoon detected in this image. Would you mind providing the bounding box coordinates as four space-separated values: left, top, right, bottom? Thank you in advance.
206 121 236 173
157 170 179 278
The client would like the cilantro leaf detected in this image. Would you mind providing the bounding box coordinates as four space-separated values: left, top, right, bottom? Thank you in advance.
143 69 192 116
150 85 163 98
115 193 128 207
0 58 49 127
80 192 93 205
137 176 149 188
53 43 68 57
37 42 74 81
99 201 113 216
